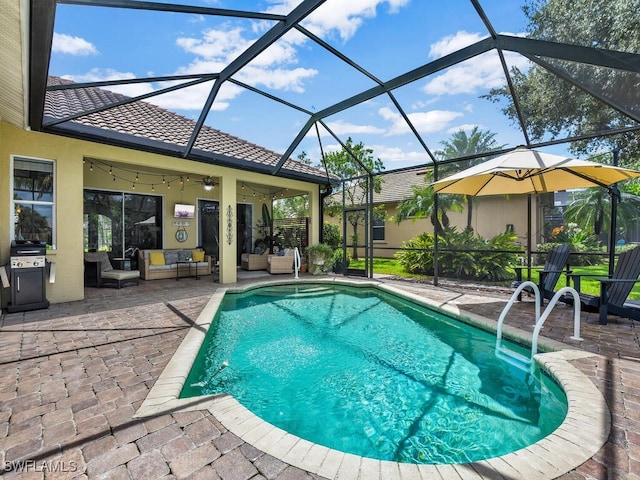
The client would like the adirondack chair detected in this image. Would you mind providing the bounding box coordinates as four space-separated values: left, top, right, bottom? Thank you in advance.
512 244 571 302
568 246 640 325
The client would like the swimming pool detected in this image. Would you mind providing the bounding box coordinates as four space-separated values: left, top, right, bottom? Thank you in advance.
180 283 567 464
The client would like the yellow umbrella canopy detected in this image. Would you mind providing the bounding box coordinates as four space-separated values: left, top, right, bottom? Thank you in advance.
431 147 640 196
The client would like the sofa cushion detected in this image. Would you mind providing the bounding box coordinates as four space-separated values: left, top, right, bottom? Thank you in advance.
164 250 179 264
177 250 191 261
149 264 173 271
149 251 165 265
192 250 205 262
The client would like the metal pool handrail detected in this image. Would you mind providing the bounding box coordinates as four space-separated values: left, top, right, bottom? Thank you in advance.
293 246 301 279
496 281 583 369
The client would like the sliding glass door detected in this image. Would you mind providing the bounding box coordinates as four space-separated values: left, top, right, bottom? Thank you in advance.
83 189 162 267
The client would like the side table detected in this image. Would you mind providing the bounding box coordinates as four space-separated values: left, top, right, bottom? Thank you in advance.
176 260 199 280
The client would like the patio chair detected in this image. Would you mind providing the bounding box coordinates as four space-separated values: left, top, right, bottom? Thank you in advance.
240 251 269 271
84 252 140 288
566 246 640 325
267 250 294 274
512 244 571 302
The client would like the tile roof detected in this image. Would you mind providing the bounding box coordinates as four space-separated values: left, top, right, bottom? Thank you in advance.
44 76 331 183
328 168 429 205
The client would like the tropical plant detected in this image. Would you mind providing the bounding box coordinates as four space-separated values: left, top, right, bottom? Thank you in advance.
306 243 335 275
331 248 351 274
434 127 507 231
395 232 435 275
321 138 385 260
395 185 464 234
395 227 519 281
322 222 342 250
563 188 640 243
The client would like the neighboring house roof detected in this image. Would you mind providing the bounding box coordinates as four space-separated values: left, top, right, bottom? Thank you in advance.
327 169 429 205
43 76 332 184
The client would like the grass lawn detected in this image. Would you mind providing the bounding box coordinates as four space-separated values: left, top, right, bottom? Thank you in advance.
349 258 640 300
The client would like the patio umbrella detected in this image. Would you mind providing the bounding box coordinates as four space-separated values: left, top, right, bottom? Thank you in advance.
430 147 640 277
430 147 640 196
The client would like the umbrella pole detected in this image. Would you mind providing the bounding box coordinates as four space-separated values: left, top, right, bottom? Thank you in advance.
608 149 620 277
527 195 532 281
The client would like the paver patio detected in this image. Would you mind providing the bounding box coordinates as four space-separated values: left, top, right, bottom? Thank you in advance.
1 274 639 479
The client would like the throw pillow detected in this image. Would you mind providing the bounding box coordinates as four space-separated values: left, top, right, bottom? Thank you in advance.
177 250 191 261
164 250 179 264
192 250 205 262
149 251 165 265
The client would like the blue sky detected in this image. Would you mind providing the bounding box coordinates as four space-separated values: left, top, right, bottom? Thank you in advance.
48 0 551 171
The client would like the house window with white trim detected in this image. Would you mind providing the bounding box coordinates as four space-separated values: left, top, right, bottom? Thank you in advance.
12 157 55 245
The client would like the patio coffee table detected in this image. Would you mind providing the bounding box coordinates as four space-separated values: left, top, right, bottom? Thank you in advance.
176 260 199 280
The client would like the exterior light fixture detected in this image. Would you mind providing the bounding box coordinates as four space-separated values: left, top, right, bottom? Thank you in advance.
203 176 216 191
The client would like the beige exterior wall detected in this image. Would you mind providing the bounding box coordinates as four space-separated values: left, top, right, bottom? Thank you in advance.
1 121 320 306
328 194 550 259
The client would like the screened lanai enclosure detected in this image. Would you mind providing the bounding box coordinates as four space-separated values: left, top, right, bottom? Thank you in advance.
29 0 640 284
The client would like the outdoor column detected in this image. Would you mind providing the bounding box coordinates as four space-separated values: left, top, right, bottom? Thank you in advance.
218 173 237 284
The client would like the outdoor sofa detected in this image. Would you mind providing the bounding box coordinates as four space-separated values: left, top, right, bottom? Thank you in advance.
138 248 212 280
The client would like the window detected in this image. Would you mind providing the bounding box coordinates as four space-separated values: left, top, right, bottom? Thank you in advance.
372 215 385 241
83 189 162 257
12 156 55 245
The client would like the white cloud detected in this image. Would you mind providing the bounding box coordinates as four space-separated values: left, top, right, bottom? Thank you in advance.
371 144 431 165
428 31 487 58
379 107 463 136
422 31 530 96
325 120 386 136
445 123 481 134
177 27 252 61
52 33 98 56
265 0 410 41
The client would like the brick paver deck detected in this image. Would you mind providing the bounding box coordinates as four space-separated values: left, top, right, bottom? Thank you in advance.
1 274 639 479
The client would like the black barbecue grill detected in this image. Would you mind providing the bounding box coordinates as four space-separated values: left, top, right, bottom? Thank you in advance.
7 240 50 312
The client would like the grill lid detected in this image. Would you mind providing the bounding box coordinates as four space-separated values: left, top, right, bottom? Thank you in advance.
10 240 47 256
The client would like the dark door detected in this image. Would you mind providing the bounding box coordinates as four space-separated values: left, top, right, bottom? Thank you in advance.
236 203 253 265
198 200 219 261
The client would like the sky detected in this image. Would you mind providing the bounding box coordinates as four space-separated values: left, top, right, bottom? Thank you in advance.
47 0 561 172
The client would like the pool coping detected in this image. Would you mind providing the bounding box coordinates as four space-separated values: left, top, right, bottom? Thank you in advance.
135 277 610 480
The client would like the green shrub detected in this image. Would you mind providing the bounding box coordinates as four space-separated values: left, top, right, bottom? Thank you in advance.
539 223 603 266
395 233 435 275
395 228 519 281
322 222 342 250
331 248 351 273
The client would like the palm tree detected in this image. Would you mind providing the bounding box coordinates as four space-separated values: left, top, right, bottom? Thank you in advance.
396 184 464 234
435 127 506 231
563 187 640 243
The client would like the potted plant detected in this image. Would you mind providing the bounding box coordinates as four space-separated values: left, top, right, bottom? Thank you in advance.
331 249 351 274
306 243 335 275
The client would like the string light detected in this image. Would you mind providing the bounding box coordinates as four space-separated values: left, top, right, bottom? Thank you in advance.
82 158 296 200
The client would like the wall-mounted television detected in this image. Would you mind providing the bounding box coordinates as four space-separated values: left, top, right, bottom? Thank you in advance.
174 203 195 218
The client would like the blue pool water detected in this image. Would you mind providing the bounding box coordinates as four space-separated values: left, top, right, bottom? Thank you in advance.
181 284 567 464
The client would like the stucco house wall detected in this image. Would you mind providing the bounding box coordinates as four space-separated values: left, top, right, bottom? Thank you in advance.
0 120 321 307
